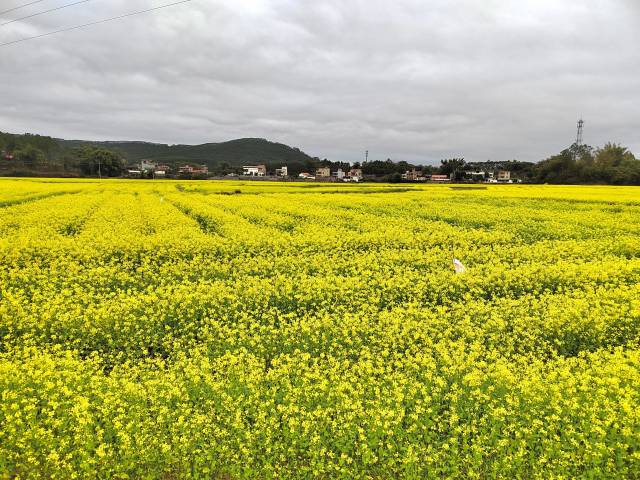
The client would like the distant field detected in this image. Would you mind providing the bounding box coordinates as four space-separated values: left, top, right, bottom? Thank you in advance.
1 179 639 479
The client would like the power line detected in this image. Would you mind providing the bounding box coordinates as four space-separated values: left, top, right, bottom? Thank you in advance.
0 0 193 47
1 0 92 27
0 0 47 17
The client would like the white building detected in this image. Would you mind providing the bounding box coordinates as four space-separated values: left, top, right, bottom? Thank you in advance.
469 171 486 181
243 165 267 176
498 170 511 181
275 166 288 177
348 168 363 182
140 160 157 172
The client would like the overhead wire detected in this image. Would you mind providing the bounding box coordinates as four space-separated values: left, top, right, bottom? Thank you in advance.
0 0 193 47
1 0 92 27
0 0 47 17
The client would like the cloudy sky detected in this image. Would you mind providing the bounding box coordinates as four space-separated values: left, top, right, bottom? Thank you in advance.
1 0 638 164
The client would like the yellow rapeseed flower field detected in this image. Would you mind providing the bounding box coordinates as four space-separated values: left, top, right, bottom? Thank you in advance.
1 178 639 478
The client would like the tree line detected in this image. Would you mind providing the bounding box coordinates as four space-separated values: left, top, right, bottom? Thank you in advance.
361 142 639 184
0 132 125 177
534 143 640 185
1 130 638 184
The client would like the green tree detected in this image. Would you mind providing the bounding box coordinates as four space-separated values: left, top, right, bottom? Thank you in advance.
75 146 125 177
440 158 466 180
534 142 640 185
594 143 635 167
535 149 579 183
14 145 46 169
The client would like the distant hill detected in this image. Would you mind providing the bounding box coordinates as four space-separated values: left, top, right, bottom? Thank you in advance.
0 130 324 177
58 137 316 167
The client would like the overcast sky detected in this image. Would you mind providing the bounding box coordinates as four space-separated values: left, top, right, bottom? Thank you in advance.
1 0 638 164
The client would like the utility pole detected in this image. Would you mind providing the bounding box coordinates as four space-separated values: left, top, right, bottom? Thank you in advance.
97 157 102 179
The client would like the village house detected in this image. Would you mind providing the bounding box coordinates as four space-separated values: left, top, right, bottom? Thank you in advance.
348 168 363 181
179 164 209 175
404 169 421 181
275 166 288 177
333 168 345 180
126 167 142 177
497 170 511 182
315 167 331 178
469 171 487 181
242 165 267 176
154 164 171 177
430 174 451 182
140 159 157 172
299 172 315 180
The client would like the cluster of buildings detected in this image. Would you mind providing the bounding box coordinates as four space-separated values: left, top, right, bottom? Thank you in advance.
125 159 515 183
178 164 209 175
401 170 451 182
241 165 268 176
401 169 514 183
126 160 208 177
297 167 363 182
240 165 363 182
466 170 513 183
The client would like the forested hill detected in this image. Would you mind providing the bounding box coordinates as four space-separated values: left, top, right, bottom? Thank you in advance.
57 137 315 166
0 131 322 177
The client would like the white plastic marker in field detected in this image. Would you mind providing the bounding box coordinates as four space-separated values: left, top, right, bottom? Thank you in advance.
449 242 467 274
453 258 466 274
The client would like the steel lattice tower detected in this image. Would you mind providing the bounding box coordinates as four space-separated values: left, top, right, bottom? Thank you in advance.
576 118 584 146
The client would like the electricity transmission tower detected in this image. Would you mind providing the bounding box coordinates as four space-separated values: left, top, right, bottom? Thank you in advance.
576 118 584 146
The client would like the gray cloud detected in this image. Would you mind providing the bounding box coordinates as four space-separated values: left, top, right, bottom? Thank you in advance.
1 0 638 163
